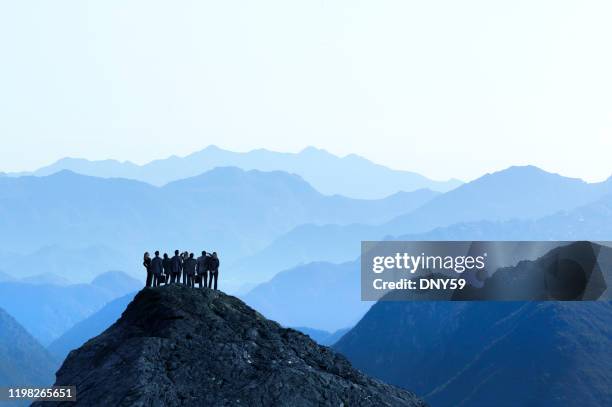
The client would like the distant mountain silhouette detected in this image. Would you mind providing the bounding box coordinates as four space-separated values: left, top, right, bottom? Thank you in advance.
0 307 56 388
238 166 612 279
90 271 140 297
17 145 461 198
20 273 72 286
0 168 438 273
47 292 137 362
0 245 131 284
293 327 351 346
242 204 612 332
36 286 426 407
383 166 612 236
398 192 612 241
334 301 612 407
243 261 371 332
231 190 437 282
0 271 140 345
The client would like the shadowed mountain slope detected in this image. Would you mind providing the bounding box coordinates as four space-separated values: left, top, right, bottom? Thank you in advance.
47 291 137 361
0 308 56 388
334 301 612 407
0 271 140 345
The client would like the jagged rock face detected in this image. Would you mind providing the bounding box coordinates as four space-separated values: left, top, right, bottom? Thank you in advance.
39 286 425 407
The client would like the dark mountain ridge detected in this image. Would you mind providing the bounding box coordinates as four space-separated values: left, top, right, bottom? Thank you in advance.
334 300 612 407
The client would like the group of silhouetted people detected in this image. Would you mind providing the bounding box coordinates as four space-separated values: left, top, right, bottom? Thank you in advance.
143 250 220 290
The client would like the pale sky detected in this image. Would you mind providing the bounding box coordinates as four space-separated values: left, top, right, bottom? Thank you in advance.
1 1 611 182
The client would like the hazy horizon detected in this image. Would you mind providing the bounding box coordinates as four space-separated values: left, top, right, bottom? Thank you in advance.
4 144 612 184
2 1 612 182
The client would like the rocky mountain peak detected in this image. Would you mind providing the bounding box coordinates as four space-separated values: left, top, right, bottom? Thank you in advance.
38 285 425 406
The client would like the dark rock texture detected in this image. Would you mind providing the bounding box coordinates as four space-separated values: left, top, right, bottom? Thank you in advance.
38 285 425 407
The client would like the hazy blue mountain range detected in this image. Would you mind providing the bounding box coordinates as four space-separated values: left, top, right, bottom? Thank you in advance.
0 307 56 388
19 273 72 286
293 327 351 346
0 168 439 283
230 189 438 282
243 261 371 331
14 145 461 199
241 195 612 332
0 245 131 283
334 301 612 407
0 269 73 285
233 166 612 282
47 291 137 361
398 191 612 241
383 165 612 236
0 271 140 345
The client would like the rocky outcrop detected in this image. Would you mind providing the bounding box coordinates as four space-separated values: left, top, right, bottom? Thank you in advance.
37 285 425 407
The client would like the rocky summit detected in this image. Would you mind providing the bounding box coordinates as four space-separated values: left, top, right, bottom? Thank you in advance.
36 285 425 407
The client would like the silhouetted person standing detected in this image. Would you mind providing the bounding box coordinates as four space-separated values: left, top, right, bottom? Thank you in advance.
162 253 171 284
143 252 152 287
181 251 189 285
171 250 182 284
184 253 197 288
196 251 209 288
208 252 220 290
151 251 163 287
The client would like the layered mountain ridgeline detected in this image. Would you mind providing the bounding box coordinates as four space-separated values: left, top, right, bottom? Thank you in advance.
15 145 461 198
235 167 612 281
0 308 56 388
383 165 612 236
242 241 612 333
243 261 370 332
399 192 612 241
38 286 426 407
47 292 137 361
334 301 612 407
0 245 132 284
293 327 351 346
0 271 140 345
0 168 438 275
